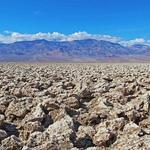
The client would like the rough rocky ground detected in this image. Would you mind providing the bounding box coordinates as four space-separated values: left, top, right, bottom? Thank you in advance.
0 63 150 150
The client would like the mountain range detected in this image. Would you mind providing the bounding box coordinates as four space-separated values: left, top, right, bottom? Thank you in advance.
0 39 150 62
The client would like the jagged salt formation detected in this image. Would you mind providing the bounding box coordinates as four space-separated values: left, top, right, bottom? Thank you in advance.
0 63 150 150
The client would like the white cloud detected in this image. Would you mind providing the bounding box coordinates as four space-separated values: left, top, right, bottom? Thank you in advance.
0 31 149 46
120 38 146 46
0 31 120 43
67 32 91 41
67 32 121 43
147 40 150 45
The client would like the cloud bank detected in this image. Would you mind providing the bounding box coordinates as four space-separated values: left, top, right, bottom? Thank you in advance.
0 31 149 46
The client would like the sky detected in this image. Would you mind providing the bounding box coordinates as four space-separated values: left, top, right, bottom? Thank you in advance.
0 0 150 44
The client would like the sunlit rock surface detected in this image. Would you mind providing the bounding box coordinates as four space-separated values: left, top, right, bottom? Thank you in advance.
0 63 150 150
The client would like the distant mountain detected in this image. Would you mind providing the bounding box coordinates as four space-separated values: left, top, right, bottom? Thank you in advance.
0 39 150 62
129 44 150 54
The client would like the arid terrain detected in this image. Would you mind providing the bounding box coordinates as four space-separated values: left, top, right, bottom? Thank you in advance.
0 63 150 150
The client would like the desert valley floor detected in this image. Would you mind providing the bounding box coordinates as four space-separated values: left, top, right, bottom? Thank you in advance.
0 63 150 150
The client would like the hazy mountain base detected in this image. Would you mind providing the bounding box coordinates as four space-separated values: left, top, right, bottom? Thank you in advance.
0 55 150 62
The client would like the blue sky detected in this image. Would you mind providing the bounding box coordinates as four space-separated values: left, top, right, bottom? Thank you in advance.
0 0 150 41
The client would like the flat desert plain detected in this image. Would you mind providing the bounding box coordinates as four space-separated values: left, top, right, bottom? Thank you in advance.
0 63 150 150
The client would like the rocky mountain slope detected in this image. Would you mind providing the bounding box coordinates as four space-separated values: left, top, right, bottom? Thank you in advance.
0 39 150 61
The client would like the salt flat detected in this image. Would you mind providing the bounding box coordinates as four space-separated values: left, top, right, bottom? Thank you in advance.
0 63 150 150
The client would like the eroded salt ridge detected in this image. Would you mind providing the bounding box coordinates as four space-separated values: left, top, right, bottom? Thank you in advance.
0 63 150 150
